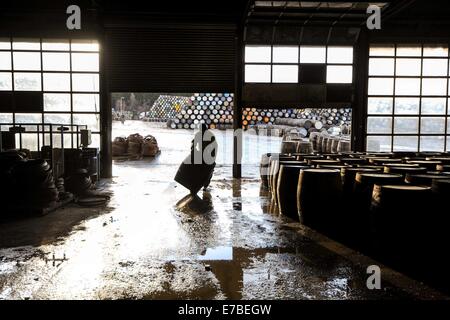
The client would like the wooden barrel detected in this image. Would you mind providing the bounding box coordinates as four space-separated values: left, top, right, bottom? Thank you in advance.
268 155 294 190
369 158 403 165
321 136 330 153
309 159 341 166
341 167 381 195
271 160 304 203
331 138 340 153
340 158 367 166
296 141 313 154
317 135 325 153
277 164 308 220
280 141 298 154
260 153 272 187
427 157 450 165
357 165 385 170
392 152 417 159
407 160 442 171
317 165 351 170
354 172 404 213
384 166 427 176
337 140 351 153
431 179 450 195
371 184 432 265
325 137 334 153
405 174 449 186
309 132 320 151
296 168 343 233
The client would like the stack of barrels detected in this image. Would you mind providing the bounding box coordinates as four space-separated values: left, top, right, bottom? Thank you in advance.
143 95 192 122
245 108 352 132
261 149 450 288
168 93 234 130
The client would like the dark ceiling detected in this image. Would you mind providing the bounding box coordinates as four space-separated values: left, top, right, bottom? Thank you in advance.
1 0 449 26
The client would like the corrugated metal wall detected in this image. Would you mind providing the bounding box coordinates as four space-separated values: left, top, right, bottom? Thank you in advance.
105 24 237 93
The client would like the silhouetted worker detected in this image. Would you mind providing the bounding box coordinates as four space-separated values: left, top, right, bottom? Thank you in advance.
175 123 218 195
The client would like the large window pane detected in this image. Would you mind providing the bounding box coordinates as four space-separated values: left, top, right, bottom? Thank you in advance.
71 40 99 52
42 52 70 71
423 45 448 57
369 58 394 76
422 78 447 96
45 133 73 148
14 73 41 91
73 113 100 131
369 45 395 56
367 116 392 134
244 65 270 83
447 137 450 152
272 46 298 63
44 113 71 125
0 39 11 50
421 98 446 115
43 73 70 91
12 39 40 50
422 59 448 76
71 53 99 72
396 45 421 57
90 133 100 148
73 94 100 112
421 117 446 134
272 65 298 83
15 113 41 123
0 52 11 70
368 97 393 115
367 135 392 152
72 73 99 92
327 46 353 64
42 39 70 51
420 136 445 152
393 136 418 152
16 133 39 151
44 93 71 112
326 65 352 83
396 58 421 76
0 72 12 90
244 46 271 63
395 98 420 115
300 46 326 63
368 78 394 95
394 117 419 134
13 52 41 70
0 113 13 123
395 78 421 96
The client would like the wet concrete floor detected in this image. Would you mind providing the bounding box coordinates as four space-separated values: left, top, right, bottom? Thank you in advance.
0 124 446 299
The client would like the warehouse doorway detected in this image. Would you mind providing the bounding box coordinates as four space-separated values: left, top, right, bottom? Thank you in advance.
110 92 236 179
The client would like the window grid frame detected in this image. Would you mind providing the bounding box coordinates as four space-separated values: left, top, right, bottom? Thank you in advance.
244 45 353 84
0 37 101 148
366 43 450 152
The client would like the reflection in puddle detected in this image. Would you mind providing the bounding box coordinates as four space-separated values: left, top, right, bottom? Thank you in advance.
176 192 214 215
199 246 233 261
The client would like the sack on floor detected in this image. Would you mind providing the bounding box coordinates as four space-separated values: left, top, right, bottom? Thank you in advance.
127 134 144 156
142 135 160 157
112 137 128 156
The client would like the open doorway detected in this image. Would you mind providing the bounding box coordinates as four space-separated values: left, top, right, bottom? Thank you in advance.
110 92 236 182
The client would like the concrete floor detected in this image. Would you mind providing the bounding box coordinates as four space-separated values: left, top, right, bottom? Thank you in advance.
0 123 446 299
